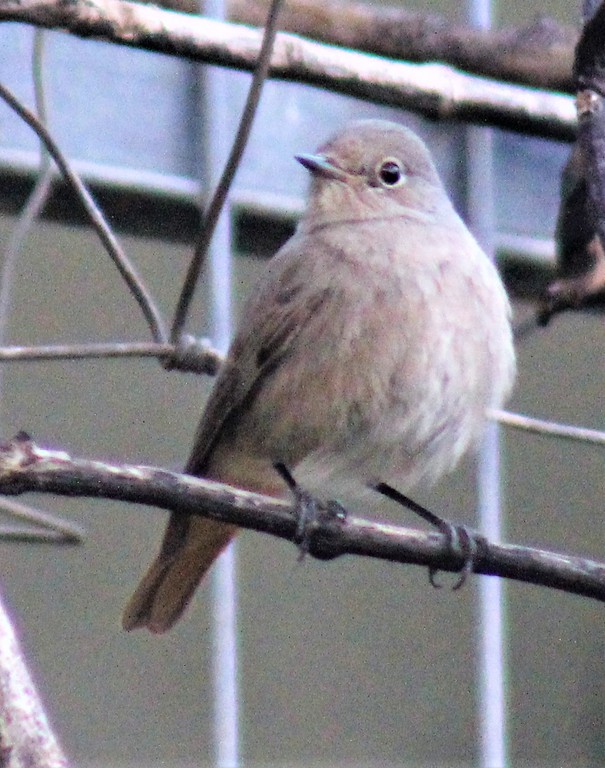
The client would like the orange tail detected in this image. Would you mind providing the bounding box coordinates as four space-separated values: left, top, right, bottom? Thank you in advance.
122 514 238 633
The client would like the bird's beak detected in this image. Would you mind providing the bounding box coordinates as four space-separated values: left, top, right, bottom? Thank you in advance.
295 153 348 181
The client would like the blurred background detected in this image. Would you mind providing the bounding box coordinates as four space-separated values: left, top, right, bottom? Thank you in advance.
0 1 604 766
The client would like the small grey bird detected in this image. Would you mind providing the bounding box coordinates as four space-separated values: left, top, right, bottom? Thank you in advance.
123 119 515 633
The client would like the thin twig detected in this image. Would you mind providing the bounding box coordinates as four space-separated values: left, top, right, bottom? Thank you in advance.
0 80 167 344
0 31 53 404
0 0 577 142
0 338 222 374
171 0 285 340
1 331 604 450
0 527 80 542
0 342 168 362
490 408 605 446
0 497 83 543
1 433 605 604
0 32 84 547
1 331 605 450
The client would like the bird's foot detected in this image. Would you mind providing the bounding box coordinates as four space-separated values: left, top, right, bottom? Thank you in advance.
427 522 477 590
274 462 347 560
373 481 479 589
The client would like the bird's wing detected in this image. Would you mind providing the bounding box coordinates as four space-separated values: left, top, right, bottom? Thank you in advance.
151 238 333 568
184 240 332 477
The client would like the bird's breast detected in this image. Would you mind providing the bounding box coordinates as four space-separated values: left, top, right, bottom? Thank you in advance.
233 217 514 497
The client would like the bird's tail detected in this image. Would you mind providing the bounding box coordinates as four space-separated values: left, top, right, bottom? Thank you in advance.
122 515 238 633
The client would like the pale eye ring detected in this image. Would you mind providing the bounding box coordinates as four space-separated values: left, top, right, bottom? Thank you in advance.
376 157 406 188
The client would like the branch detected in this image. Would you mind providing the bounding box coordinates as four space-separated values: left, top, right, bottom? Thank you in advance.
539 1 605 322
491 408 605 447
2 336 605 450
0 592 70 767
141 0 577 94
0 496 83 543
0 79 167 344
170 0 285 340
228 0 577 94
1 433 605 603
0 0 576 141
0 337 222 374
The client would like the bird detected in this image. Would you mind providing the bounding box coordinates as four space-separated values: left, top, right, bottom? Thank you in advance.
123 119 515 633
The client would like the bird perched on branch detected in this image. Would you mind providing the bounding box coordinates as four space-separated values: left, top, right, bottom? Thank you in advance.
123 119 515 633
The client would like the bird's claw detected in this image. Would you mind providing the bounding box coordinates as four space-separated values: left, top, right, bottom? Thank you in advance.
428 523 478 590
273 462 347 560
292 488 317 560
372 481 479 590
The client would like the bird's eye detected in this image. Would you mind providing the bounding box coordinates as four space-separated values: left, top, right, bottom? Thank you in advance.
376 158 406 188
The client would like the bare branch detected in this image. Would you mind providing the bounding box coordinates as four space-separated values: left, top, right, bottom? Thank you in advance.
538 3 605 323
1 433 605 604
171 0 285 340
0 337 222 374
0 0 576 141
3 336 605 452
491 408 605 447
0 80 167 344
0 37 82 550
135 0 580 94
227 0 576 92
0 592 70 767
3 337 605 451
0 497 83 543
0 526 77 543
181 0 575 94
0 33 54 358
